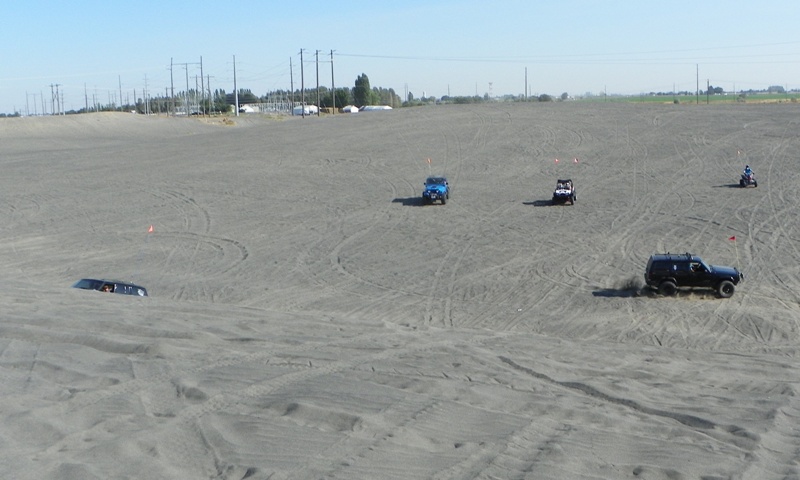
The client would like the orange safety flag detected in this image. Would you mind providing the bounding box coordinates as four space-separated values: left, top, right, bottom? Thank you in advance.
426 158 431 164
728 235 736 241
148 225 154 233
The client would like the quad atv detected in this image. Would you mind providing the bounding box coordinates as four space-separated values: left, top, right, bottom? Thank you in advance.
740 172 757 188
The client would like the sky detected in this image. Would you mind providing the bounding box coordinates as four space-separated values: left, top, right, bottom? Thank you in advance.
1 0 799 114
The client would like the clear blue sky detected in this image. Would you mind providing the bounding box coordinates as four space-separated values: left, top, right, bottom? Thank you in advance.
2 0 799 114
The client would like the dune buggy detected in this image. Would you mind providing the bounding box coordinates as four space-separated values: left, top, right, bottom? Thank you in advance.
552 179 576 205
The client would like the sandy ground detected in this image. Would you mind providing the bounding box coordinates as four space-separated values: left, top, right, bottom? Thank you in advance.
1 103 799 479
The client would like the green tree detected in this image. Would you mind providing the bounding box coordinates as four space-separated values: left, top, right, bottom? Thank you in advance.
213 89 229 113
353 73 371 106
373 87 399 106
238 89 259 104
320 87 353 109
335 88 352 107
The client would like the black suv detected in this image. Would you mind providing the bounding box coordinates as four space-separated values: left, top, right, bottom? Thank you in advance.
644 253 743 298
72 278 148 296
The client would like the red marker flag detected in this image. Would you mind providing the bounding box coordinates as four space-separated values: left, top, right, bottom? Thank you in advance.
728 235 736 241
426 158 431 164
574 158 579 163
148 225 154 233
555 158 559 164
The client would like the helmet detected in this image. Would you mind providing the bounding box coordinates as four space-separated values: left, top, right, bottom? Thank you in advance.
745 165 749 168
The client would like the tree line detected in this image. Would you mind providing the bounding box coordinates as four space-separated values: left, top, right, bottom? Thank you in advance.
31 73 404 116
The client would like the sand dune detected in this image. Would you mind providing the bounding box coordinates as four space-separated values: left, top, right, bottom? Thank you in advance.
1 103 799 479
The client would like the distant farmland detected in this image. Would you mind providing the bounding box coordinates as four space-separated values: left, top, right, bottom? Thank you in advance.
579 92 798 104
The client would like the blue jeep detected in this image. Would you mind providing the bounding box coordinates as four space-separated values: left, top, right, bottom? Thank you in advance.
422 176 450 205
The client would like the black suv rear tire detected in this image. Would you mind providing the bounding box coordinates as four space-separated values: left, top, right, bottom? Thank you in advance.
658 280 677 296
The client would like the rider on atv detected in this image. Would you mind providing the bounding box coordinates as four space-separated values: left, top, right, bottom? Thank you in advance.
740 164 757 187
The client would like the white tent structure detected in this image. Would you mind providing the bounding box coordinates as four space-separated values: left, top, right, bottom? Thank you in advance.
292 105 319 116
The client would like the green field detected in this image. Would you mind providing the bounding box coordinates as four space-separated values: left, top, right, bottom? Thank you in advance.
579 92 799 104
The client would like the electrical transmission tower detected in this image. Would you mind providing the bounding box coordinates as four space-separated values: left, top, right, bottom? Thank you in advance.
50 84 62 115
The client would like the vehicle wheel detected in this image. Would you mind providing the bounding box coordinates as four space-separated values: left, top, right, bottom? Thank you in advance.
717 280 735 298
441 196 447 205
570 194 576 204
753 181 758 187
740 179 745 187
658 280 677 296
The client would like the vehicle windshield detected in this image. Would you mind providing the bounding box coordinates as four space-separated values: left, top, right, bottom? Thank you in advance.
72 278 103 290
426 177 446 185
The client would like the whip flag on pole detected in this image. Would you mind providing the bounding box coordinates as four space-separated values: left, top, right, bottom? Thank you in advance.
729 235 740 271
148 225 154 233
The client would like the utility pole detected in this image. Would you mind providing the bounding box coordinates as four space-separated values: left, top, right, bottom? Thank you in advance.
206 74 213 114
330 50 335 114
300 49 305 117
174 60 200 116
170 58 175 115
289 56 294 111
315 49 320 116
233 55 239 117
696 64 699 105
184 65 190 115
50 84 62 115
524 67 528 101
144 74 149 115
200 56 205 115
